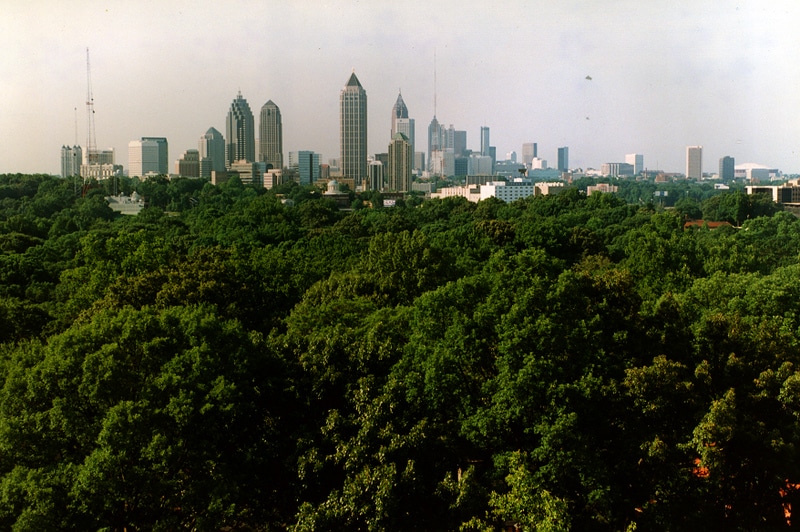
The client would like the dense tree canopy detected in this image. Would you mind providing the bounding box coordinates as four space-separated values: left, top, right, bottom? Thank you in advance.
1 173 800 529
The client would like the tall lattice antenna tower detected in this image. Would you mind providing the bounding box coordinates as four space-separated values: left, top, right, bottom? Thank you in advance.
85 48 97 167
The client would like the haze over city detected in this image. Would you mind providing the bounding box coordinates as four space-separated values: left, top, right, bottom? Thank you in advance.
2 0 799 176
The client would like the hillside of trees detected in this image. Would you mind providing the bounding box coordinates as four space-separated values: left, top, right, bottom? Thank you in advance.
2 173 800 530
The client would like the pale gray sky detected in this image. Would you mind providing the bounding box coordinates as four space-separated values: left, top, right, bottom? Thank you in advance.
2 0 799 175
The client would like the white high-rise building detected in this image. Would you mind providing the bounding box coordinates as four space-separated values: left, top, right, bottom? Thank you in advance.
128 139 161 177
625 153 644 175
686 146 703 179
61 145 83 178
531 157 547 170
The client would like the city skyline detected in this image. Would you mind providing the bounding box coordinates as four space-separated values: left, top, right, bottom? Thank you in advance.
2 1 800 176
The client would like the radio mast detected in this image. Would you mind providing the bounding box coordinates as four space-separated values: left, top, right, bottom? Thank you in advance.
433 49 437 118
85 48 97 166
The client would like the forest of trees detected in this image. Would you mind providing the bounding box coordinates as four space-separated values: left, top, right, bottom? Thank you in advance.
1 173 799 530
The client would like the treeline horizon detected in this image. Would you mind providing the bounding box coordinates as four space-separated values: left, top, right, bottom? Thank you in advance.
1 173 799 530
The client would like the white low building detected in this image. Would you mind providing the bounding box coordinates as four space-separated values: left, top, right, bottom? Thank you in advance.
480 179 535 202
106 192 145 215
432 185 482 202
735 163 780 181
432 178 564 203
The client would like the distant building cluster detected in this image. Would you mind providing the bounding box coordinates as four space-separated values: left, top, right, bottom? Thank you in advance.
61 67 785 205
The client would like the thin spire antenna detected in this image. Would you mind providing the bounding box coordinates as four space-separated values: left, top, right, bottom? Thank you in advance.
74 107 78 146
433 50 437 117
85 48 97 165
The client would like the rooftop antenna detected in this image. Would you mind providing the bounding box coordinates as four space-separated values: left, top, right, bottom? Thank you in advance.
433 49 437 118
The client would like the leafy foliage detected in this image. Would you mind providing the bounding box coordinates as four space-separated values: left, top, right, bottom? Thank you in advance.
0 173 799 529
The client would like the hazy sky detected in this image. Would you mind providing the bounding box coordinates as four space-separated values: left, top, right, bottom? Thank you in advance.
2 0 799 175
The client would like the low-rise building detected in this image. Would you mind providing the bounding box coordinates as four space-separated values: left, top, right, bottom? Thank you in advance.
736 163 781 182
746 179 800 204
106 191 145 215
480 179 535 202
587 183 619 195
601 162 634 177
432 178 564 203
175 149 201 178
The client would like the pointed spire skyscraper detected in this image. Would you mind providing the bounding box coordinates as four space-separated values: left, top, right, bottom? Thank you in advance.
225 91 255 167
391 91 408 137
392 91 415 165
340 71 368 186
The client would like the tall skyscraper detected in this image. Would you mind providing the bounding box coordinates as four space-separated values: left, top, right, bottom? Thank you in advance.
259 100 283 170
454 130 467 157
686 146 703 179
522 143 538 167
557 147 569 172
625 153 644 175
141 137 168 175
719 156 735 181
388 132 413 192
289 151 321 185
480 127 490 156
128 139 161 177
60 145 82 178
391 91 408 138
445 125 455 151
480 127 496 174
428 116 443 173
226 91 255 167
199 127 225 178
340 71 368 185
